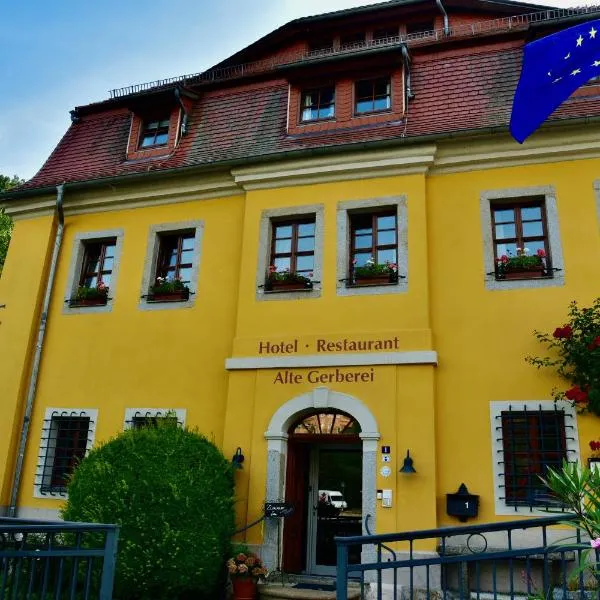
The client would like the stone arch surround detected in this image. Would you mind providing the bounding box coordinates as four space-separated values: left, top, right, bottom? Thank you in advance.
262 386 380 571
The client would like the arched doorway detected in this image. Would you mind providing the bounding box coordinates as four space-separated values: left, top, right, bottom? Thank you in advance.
283 410 362 575
263 387 380 575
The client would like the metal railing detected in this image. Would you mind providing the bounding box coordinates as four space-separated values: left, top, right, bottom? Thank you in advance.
0 517 119 600
336 514 600 600
108 4 600 99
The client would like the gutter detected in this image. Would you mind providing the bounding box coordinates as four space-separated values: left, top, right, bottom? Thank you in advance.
8 184 65 517
3 114 600 204
435 0 450 35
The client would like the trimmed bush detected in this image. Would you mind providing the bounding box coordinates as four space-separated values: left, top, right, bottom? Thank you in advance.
62 422 235 600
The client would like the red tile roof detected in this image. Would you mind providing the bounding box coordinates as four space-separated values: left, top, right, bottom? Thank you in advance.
17 38 600 192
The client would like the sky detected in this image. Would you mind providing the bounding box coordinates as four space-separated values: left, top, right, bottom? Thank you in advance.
0 0 594 180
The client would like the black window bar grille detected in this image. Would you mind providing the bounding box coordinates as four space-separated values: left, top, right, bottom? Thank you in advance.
36 412 93 495
126 411 182 430
496 404 575 511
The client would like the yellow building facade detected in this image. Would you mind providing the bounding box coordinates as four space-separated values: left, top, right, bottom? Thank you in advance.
1 0 600 577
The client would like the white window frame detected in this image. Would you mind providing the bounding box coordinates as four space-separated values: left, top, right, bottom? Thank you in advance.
34 408 98 499
63 229 124 315
124 408 187 429
139 220 204 311
255 205 324 301
480 186 565 291
336 195 408 297
489 400 579 516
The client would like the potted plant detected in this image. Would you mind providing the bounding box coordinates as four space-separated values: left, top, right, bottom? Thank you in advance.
265 265 313 291
495 247 547 280
227 552 268 600
148 276 190 302
352 257 398 286
69 281 109 307
589 440 600 471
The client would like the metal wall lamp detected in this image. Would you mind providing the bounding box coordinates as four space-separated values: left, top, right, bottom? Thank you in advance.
399 450 416 474
231 447 245 470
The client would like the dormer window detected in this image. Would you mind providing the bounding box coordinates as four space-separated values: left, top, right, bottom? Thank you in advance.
301 87 335 122
355 77 391 114
139 118 170 149
340 32 365 47
373 27 398 41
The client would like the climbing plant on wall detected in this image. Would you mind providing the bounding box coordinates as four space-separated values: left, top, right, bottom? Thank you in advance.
526 298 600 417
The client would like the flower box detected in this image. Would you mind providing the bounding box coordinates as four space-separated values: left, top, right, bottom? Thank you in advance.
353 275 395 286
267 280 312 292
496 266 547 280
147 289 190 303
69 296 108 308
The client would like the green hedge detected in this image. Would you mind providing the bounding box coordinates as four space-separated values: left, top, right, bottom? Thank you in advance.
62 422 235 600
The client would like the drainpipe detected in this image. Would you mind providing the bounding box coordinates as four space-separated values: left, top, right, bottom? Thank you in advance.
8 184 65 518
401 44 415 100
436 0 450 35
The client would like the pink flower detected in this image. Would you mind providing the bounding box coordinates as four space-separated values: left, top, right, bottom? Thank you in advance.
238 564 248 574
308 272 313 278
536 249 546 257
268 265 277 273
590 538 600 549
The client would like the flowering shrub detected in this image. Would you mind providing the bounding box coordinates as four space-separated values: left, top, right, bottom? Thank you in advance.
496 247 545 274
226 552 268 580
590 440 600 458
526 298 600 416
353 257 398 280
266 265 312 288
74 281 109 300
150 275 189 295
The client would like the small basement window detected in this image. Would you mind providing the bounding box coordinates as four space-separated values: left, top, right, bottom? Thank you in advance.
499 407 570 509
139 118 170 148
35 409 97 497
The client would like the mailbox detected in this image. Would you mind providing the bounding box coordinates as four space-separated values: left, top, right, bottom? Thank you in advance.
264 502 294 518
446 483 479 521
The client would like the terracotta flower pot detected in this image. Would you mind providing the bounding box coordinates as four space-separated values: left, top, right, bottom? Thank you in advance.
149 290 189 302
353 275 391 286
269 280 309 291
70 296 108 307
231 577 258 600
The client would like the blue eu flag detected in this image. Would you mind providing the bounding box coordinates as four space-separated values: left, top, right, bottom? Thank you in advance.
510 19 600 143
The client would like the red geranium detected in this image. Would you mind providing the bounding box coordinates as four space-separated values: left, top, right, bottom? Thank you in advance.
587 336 600 351
565 385 589 403
553 325 573 339
589 440 600 452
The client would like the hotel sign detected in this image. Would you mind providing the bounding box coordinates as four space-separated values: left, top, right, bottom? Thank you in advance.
258 336 400 355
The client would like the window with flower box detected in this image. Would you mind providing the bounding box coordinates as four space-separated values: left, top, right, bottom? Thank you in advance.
490 401 579 515
148 231 195 302
266 219 315 292
336 196 407 297
349 211 398 286
492 200 552 280
139 221 203 311
355 77 391 115
34 409 97 498
63 230 124 314
69 239 116 307
480 186 565 291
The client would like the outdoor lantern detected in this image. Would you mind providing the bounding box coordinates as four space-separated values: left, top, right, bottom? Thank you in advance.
231 447 245 469
399 450 416 474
